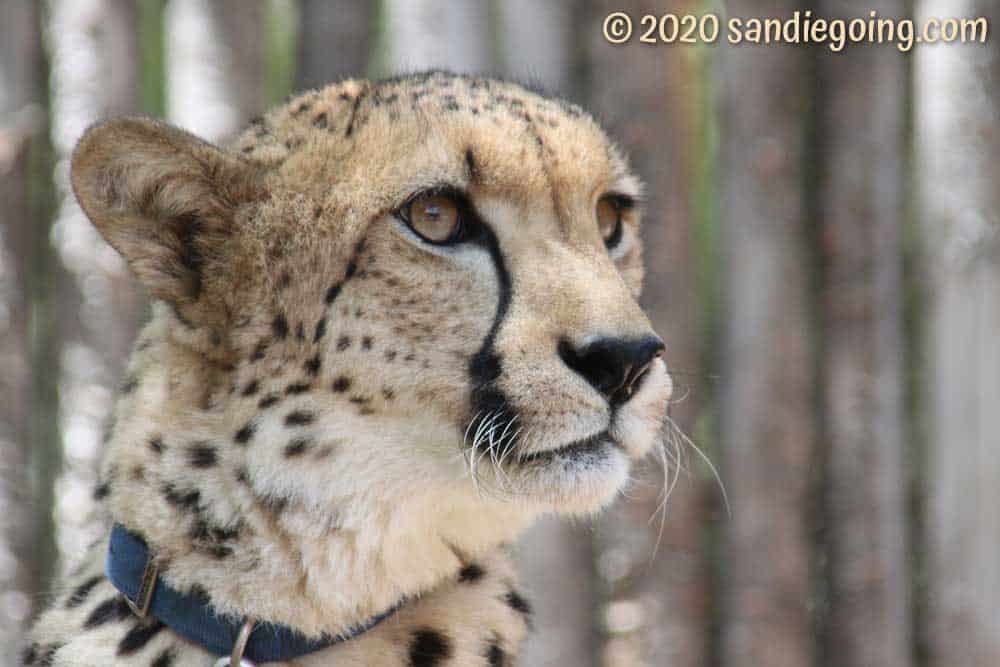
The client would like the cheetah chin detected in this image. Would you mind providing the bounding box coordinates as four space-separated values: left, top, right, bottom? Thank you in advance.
25 71 672 666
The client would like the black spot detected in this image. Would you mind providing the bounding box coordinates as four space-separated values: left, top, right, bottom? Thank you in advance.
284 437 312 458
277 272 292 290
188 443 218 468
152 648 175 667
314 317 328 342
349 395 370 405
235 467 250 485
242 380 260 396
361 336 373 350
258 394 280 409
337 336 351 351
66 575 103 608
466 148 479 181
272 313 289 340
382 387 395 401
286 381 311 395
313 112 328 128
117 619 165 655
32 644 62 667
295 322 306 341
408 629 451 666
83 595 131 629
458 564 484 583
332 376 352 393
93 481 111 501
251 341 269 362
304 354 322 375
484 639 507 667
22 644 37 665
504 589 533 618
325 283 342 304
120 375 139 394
385 350 398 361
148 436 164 454
285 410 315 426
345 94 363 137
235 422 256 445
162 484 201 512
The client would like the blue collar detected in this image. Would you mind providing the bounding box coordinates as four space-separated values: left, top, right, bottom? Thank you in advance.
106 523 400 662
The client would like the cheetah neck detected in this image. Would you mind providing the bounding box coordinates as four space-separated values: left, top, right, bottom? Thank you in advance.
102 329 538 638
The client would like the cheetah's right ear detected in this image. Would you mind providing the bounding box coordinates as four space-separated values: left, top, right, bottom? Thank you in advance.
71 117 262 327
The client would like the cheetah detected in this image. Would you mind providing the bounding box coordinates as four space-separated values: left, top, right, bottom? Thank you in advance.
24 71 672 666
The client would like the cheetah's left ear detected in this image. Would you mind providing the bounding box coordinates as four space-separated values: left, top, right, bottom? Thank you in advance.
71 117 263 327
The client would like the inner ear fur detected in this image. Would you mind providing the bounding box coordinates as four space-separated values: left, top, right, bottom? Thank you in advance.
71 117 263 329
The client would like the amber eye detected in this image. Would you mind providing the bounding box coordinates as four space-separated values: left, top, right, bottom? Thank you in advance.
397 192 464 244
597 195 626 249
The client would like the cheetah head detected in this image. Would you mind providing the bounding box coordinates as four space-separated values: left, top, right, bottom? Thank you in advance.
73 73 671 601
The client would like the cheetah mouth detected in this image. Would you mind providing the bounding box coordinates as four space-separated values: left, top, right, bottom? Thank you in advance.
517 430 616 465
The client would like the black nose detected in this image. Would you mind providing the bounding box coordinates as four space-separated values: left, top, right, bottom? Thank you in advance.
558 336 665 406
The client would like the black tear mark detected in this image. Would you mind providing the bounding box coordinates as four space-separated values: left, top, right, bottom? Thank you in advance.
116 619 165 655
83 595 131 629
285 410 315 426
284 437 312 458
468 220 514 443
314 317 328 342
242 380 260 396
409 629 452 666
458 563 484 583
188 443 218 468
313 112 328 129
65 575 103 608
304 354 322 375
272 313 289 340
235 422 256 445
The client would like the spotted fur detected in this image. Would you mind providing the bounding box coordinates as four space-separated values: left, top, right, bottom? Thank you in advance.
25 72 672 665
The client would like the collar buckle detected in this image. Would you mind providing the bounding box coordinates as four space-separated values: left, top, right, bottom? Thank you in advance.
213 618 256 667
124 555 158 618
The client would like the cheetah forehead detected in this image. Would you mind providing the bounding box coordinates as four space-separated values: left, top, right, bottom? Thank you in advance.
235 71 641 215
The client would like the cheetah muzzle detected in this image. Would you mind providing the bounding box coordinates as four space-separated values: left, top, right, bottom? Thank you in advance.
25 71 672 666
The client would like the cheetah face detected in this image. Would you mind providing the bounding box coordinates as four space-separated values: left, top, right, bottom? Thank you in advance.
72 73 671 523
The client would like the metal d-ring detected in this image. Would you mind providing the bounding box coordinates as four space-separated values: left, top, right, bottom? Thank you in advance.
212 617 257 667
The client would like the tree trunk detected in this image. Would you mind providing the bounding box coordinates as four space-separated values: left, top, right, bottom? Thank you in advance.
718 5 815 666
296 0 373 89
815 3 912 665
494 5 601 665
165 0 265 142
585 2 712 665
0 0 47 650
917 1 1000 663
45 0 145 579
382 0 493 75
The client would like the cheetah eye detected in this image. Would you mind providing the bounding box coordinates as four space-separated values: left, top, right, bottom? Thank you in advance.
396 190 465 244
597 194 631 250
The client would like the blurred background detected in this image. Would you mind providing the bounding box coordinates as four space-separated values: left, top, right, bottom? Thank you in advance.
1 0 997 665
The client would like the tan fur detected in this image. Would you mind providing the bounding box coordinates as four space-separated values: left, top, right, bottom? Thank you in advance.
25 72 671 666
